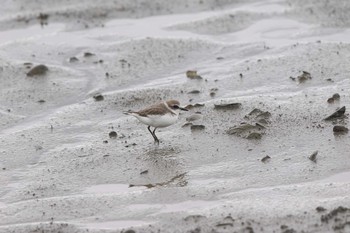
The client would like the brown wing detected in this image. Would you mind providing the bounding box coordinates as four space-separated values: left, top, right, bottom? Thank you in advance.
136 107 168 117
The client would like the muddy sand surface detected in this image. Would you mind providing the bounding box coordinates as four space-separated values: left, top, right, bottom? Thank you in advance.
0 0 350 232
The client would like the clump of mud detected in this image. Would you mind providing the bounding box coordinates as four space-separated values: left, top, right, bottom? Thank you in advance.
26 64 49 77
227 108 271 139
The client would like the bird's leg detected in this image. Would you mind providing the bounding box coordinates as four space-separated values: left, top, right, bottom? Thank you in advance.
152 127 159 144
147 126 159 144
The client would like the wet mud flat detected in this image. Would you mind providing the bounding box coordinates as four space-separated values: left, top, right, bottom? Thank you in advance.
1 0 350 233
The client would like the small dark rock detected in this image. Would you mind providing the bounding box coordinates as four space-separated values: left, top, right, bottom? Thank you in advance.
321 206 349 223
261 155 271 163
124 230 136 233
309 151 318 163
103 140 108 144
324 106 346 121
332 93 340 100
84 52 95 57
109 131 117 139
69 57 79 63
27 64 48 77
184 215 206 222
186 70 202 79
140 170 148 175
216 222 233 227
297 71 312 83
327 97 334 103
37 100 46 103
103 154 110 158
93 94 104 101
333 125 348 134
283 229 297 233
316 206 327 212
227 123 264 135
188 90 200 94
214 103 241 110
246 132 262 140
191 125 205 131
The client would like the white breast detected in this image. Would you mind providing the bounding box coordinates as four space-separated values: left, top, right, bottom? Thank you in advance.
133 113 179 128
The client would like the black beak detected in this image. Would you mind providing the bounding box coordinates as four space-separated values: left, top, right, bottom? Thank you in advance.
180 107 188 111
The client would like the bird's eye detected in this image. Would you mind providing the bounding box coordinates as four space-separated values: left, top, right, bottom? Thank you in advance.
173 105 179 109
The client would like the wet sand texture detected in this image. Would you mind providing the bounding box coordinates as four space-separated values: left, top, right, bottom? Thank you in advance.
1 0 350 232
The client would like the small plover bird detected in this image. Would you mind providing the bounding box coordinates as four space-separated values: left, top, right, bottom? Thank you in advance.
125 100 188 144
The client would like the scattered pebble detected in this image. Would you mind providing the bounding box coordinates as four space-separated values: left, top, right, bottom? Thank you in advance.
333 125 348 135
332 93 340 100
187 90 200 94
316 206 327 213
109 131 117 139
124 230 136 233
69 57 79 63
191 125 205 131
227 123 264 135
324 106 346 121
37 100 46 103
321 206 349 223
140 170 149 175
327 93 340 103
261 155 271 163
84 52 95 57
246 108 271 122
186 70 202 79
297 71 312 83
309 151 318 163
246 132 262 140
93 94 104 101
27 64 48 77
327 97 334 103
214 103 241 110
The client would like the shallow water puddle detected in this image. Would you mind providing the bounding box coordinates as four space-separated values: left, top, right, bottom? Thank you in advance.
158 200 220 213
0 23 65 45
82 220 152 230
84 184 145 194
321 171 350 183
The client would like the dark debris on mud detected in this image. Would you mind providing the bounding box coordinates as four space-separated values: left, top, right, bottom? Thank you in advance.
227 108 271 140
26 64 49 77
324 106 346 121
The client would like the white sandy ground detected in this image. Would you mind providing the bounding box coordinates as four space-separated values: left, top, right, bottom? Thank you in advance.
0 0 350 232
